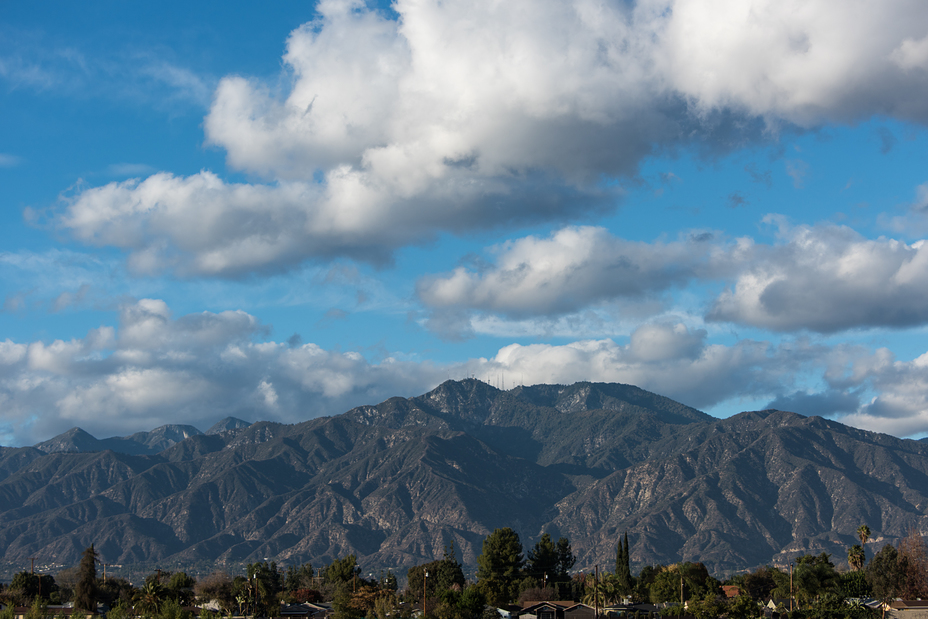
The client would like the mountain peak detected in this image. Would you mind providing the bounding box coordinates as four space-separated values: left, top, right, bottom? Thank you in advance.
206 417 252 435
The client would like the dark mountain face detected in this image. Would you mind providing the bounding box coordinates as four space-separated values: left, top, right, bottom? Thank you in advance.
0 380 925 578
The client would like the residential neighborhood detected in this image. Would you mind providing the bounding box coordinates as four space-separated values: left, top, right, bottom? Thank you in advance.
2 526 926 619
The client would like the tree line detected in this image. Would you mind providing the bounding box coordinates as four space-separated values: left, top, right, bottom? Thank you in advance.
1 524 926 619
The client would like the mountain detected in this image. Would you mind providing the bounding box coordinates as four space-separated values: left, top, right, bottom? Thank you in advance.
35 425 204 456
0 380 925 578
206 417 252 435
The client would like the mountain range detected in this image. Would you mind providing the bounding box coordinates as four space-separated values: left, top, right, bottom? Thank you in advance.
1 379 925 579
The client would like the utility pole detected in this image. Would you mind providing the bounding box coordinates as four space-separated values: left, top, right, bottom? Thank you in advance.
789 562 794 613
594 565 599 619
28 557 36 574
423 570 429 618
680 569 684 607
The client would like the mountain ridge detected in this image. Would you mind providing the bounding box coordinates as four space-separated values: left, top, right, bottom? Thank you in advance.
0 379 924 578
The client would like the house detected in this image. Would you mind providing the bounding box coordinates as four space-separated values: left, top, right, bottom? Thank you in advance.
517 600 577 619
721 586 740 599
8 606 96 619
887 600 928 619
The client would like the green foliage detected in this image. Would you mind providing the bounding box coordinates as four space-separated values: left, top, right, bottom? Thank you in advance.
8 572 58 605
649 570 682 604
158 598 193 619
380 570 398 592
615 532 632 595
793 553 839 606
526 534 558 583
165 572 196 606
734 566 780 601
647 563 717 604
0 605 14 619
284 564 315 592
24 598 48 619
728 594 763 619
838 570 872 598
408 543 466 602
476 528 524 606
322 555 361 586
804 591 878 619
634 565 661 603
687 593 727 619
98 577 135 609
241 562 284 617
857 525 871 548
74 545 99 613
867 545 903 602
432 586 488 619
106 599 134 619
848 545 866 572
136 580 165 618
583 573 624 607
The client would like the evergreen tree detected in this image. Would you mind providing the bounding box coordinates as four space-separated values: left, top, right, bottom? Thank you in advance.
555 537 576 581
615 532 632 594
74 545 98 613
527 534 559 585
476 528 524 606
406 542 465 602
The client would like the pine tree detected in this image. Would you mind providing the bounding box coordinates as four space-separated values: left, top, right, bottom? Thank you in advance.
74 544 99 613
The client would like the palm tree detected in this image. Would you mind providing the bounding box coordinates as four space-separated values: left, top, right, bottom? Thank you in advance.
583 573 622 607
848 545 866 571
857 525 871 547
135 580 164 618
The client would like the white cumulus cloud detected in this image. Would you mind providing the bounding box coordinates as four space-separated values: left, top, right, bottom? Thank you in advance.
52 0 928 276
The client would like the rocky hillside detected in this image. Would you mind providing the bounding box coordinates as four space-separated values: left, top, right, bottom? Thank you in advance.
0 380 924 577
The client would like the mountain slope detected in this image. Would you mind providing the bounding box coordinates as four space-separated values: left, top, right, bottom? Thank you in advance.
0 380 924 578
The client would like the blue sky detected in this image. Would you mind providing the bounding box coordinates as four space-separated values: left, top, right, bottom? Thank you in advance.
3 0 928 445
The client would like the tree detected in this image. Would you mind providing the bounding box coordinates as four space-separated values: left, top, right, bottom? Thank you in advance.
849 545 866 571
165 572 196 606
583 573 622 607
555 537 576 581
867 545 904 604
285 564 315 592
74 545 98 613
23 598 47 619
246 561 284 616
738 566 779 601
407 543 466 603
839 570 872 599
858 525 872 547
194 571 235 615
135 580 165 617
728 594 763 619
476 528 524 606
615 532 632 595
323 555 362 587
8 572 58 605
897 529 928 599
527 534 559 586
793 553 838 608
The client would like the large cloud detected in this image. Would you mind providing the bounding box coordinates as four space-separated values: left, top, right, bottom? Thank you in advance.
53 0 928 276
417 225 743 318
707 218 928 332
418 219 928 335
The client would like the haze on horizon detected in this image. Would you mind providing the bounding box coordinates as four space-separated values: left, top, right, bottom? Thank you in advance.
2 0 928 447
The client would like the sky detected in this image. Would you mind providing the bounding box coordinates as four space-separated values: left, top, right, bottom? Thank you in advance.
3 0 928 446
